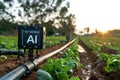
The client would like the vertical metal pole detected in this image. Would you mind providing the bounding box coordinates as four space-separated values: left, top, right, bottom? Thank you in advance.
36 49 39 58
28 49 34 61
24 49 26 62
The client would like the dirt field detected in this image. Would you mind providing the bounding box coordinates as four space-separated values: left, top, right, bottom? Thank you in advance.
79 39 120 80
0 40 120 80
0 44 64 80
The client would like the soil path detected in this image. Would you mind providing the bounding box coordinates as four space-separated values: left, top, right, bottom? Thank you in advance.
78 40 107 80
78 44 92 80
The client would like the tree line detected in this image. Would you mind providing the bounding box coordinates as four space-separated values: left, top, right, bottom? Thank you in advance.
0 0 76 36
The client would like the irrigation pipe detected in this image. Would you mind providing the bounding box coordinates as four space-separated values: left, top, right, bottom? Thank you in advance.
0 38 76 80
0 50 24 56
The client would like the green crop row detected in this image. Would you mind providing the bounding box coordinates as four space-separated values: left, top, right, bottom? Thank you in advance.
81 37 120 53
45 36 66 48
80 36 120 73
43 40 82 80
0 36 66 62
0 36 66 50
0 36 18 50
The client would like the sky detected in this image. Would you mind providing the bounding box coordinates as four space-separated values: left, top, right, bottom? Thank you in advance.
69 0 120 33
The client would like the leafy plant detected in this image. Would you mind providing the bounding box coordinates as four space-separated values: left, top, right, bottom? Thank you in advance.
43 40 82 80
43 58 70 80
98 53 110 62
104 54 120 73
70 77 80 80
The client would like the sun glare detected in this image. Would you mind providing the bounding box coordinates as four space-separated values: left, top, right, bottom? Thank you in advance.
70 0 120 34
98 27 109 33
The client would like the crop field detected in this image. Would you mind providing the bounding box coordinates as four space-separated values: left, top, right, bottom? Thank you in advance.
80 36 120 79
81 37 120 53
1 0 120 79
0 36 83 80
0 36 66 50
0 36 18 50
1 36 120 80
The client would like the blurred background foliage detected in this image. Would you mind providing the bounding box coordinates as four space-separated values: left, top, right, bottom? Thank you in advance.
0 0 76 36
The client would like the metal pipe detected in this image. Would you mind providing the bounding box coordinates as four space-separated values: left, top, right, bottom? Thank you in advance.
0 38 76 80
0 65 28 80
0 50 24 56
33 38 76 66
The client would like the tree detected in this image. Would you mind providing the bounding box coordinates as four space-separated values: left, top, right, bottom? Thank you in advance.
0 0 69 25
0 19 18 34
84 27 90 34
43 20 58 36
54 6 76 35
0 0 15 21
0 0 76 35
59 14 76 35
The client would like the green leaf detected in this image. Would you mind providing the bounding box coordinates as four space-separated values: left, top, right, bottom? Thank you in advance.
70 77 80 80
56 72 69 80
